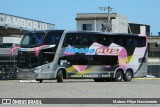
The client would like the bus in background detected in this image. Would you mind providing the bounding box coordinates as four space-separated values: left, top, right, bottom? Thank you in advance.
11 30 148 83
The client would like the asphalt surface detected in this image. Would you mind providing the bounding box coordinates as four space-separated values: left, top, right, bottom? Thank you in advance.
0 79 160 107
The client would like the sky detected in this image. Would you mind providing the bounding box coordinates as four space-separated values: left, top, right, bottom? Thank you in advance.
0 0 160 35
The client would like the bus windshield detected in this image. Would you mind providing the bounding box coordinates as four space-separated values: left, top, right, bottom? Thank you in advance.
20 32 45 47
20 31 64 48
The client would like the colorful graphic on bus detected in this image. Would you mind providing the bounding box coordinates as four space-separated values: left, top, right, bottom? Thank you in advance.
11 30 147 82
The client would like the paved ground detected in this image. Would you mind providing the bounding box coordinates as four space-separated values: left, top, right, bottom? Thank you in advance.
0 79 160 107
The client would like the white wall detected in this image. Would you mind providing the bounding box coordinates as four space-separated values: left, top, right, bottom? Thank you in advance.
140 26 146 35
112 14 128 33
3 36 22 44
76 14 129 33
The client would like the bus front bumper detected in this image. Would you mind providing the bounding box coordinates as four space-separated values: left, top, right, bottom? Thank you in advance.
17 67 41 80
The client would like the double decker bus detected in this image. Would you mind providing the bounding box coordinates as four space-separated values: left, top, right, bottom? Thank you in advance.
11 30 148 83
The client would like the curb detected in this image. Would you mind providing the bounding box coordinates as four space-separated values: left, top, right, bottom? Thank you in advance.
133 78 160 80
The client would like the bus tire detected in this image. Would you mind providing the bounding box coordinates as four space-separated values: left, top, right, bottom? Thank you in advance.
56 70 63 83
36 79 43 83
115 70 123 82
94 78 105 82
39 79 43 83
123 69 133 81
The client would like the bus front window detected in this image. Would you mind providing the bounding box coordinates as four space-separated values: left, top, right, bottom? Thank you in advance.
20 32 45 48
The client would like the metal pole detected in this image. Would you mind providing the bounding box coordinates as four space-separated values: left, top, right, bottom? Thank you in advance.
107 6 111 24
98 6 113 32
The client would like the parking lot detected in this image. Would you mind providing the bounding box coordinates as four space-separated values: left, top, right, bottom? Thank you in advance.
0 79 160 98
0 79 160 107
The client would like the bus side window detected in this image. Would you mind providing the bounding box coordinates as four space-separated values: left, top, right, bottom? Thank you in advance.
63 34 74 46
97 35 109 46
88 34 95 45
76 34 93 46
90 55 102 65
126 37 133 47
109 36 115 44
83 37 88 45
124 37 129 47
127 37 138 47
76 35 83 45
76 55 88 65
119 37 124 46
92 35 97 43
137 37 146 47
83 35 92 46
112 37 118 44
102 37 107 46
133 38 138 47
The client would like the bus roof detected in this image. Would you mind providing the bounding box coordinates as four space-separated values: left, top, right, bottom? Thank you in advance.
65 30 147 37
24 30 147 37
25 30 65 34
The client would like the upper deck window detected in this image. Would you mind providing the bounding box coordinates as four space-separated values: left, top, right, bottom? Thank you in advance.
43 32 62 45
20 32 45 47
20 30 64 48
63 33 96 46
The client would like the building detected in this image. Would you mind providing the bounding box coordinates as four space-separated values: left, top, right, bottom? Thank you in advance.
148 36 160 77
0 13 55 80
76 13 129 33
129 23 150 36
0 13 55 44
75 13 150 35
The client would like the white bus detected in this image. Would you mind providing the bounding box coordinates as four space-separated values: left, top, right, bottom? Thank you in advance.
11 30 148 82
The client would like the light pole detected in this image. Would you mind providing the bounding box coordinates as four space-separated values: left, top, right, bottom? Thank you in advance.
99 6 113 32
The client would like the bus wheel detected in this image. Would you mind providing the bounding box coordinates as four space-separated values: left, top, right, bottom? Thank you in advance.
94 79 105 82
115 70 123 82
123 70 133 82
56 70 63 83
39 79 43 83
36 79 43 83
